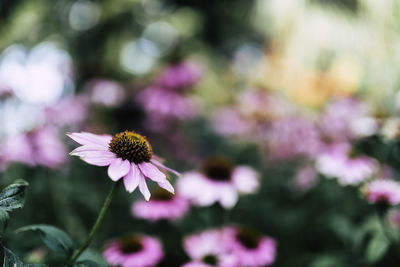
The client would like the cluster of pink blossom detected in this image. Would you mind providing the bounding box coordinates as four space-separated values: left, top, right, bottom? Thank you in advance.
210 89 400 207
182 227 276 267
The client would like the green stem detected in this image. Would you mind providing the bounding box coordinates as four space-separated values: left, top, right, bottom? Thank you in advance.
66 181 121 266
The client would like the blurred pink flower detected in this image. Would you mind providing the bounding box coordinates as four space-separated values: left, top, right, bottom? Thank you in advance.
33 126 68 168
293 164 317 192
211 108 255 137
237 90 293 121
364 180 400 205
45 96 88 128
183 229 238 267
1 134 35 167
86 79 125 107
103 235 163 267
264 116 322 161
315 143 377 186
155 61 202 91
131 188 189 221
223 227 277 267
1 126 67 169
68 131 179 200
177 157 259 208
319 98 371 142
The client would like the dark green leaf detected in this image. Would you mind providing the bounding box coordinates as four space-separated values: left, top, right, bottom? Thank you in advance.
0 180 28 223
0 243 23 267
16 224 73 255
24 265 48 267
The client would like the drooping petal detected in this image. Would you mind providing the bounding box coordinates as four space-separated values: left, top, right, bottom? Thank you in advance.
67 132 112 147
123 164 141 193
138 162 167 182
107 158 131 181
151 159 181 176
139 176 151 201
157 180 175 194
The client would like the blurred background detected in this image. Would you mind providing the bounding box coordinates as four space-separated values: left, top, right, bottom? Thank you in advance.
1 0 400 266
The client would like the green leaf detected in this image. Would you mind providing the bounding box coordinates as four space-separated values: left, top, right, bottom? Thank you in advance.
0 243 23 267
16 224 73 255
0 180 29 223
365 232 390 262
74 260 101 267
76 249 107 267
24 265 48 267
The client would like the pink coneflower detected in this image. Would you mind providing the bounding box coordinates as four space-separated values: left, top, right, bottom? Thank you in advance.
103 235 163 267
364 180 400 205
68 131 178 200
315 143 377 186
131 188 189 221
183 229 238 267
223 227 277 267
177 157 259 208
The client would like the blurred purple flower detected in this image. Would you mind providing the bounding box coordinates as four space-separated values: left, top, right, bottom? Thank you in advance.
177 157 259 208
33 126 68 168
1 126 67 169
315 143 377 186
131 188 189 222
44 96 88 128
183 229 238 267
103 235 163 267
155 61 202 91
318 98 371 142
223 227 277 267
264 116 322 161
211 108 255 137
364 180 400 205
68 131 178 200
137 86 197 120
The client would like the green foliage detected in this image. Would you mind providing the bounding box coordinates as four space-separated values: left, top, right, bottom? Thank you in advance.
0 242 47 267
0 180 28 226
1 243 23 267
16 225 73 255
74 260 101 267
